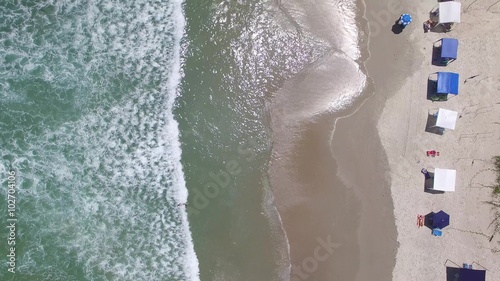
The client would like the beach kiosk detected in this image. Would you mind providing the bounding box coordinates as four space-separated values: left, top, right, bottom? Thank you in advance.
431 168 456 192
429 72 459 101
446 266 486 281
434 38 458 65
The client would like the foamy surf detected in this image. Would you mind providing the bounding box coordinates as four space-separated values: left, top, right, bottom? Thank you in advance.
271 51 366 126
274 0 362 61
270 0 366 126
0 0 199 280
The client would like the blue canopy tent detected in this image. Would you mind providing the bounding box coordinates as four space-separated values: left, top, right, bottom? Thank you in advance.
430 72 459 101
441 38 458 61
446 267 486 281
434 38 458 65
437 72 459 95
431 210 450 229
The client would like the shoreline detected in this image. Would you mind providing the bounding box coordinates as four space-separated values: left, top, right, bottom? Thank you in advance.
267 0 407 280
324 0 418 278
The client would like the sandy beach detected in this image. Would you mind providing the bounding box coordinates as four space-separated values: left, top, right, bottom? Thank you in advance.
375 0 500 280
269 0 500 280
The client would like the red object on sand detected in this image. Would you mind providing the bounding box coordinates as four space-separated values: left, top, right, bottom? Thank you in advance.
426 150 440 157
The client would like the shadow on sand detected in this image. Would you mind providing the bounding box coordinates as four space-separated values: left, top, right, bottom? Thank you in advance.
424 212 435 230
424 113 444 135
391 20 404 34
431 45 445 66
426 79 436 101
423 173 445 194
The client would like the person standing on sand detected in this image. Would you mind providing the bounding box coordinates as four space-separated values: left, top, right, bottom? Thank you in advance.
421 168 431 180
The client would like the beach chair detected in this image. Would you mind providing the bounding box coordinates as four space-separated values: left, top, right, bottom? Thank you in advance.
432 228 443 236
426 150 440 157
431 94 448 102
423 19 437 32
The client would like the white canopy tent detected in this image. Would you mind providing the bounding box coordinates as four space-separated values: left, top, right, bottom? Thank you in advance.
438 2 461 24
433 168 456 192
436 108 458 130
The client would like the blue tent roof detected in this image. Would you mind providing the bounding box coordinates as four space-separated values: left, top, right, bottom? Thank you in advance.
437 72 459 95
441 38 458 59
446 267 486 281
432 210 450 229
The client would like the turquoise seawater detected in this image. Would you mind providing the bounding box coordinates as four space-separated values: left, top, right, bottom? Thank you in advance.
0 1 198 280
178 1 329 280
0 0 347 280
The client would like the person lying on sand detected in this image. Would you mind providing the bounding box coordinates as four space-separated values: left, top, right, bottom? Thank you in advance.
417 215 424 228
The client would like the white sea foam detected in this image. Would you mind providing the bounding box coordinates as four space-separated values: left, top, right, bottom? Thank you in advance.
262 0 366 123
297 0 367 119
334 0 363 61
261 175 292 281
0 0 199 280
272 51 366 126
271 0 362 62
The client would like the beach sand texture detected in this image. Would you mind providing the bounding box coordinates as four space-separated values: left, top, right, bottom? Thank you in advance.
267 0 398 279
267 0 500 280
377 0 500 280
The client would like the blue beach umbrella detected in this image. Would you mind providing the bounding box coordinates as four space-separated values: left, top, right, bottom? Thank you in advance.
399 13 412 26
432 210 450 229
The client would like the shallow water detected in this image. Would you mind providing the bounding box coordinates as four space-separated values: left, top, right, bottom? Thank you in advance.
178 0 366 280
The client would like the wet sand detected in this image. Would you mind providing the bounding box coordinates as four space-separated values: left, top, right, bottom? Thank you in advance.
268 0 418 279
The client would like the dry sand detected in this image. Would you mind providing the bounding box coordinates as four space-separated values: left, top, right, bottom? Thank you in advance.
376 0 500 280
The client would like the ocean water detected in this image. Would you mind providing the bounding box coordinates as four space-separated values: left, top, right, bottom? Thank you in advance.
0 1 198 280
1 0 365 280
178 0 365 280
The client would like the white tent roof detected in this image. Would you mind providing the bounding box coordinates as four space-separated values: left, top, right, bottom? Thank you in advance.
433 168 456 192
436 108 458 130
439 2 461 24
